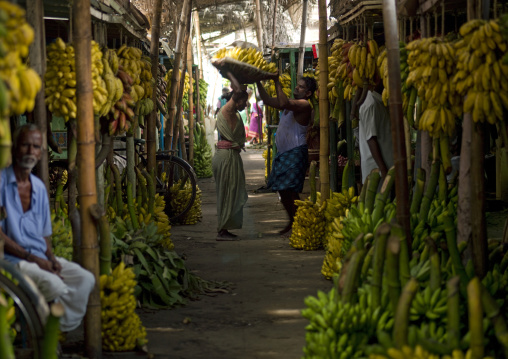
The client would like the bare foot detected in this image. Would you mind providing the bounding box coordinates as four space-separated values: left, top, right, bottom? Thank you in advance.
278 223 293 235
217 230 239 241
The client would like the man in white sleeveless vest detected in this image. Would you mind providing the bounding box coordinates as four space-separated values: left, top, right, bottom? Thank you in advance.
257 76 317 235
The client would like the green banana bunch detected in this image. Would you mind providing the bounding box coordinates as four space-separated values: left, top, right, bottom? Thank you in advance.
168 180 202 225
51 209 73 261
100 262 147 352
369 346 495 359
193 123 213 178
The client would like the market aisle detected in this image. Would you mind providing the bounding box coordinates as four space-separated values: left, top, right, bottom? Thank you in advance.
141 148 331 359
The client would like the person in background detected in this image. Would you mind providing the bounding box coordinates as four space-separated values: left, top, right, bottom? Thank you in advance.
256 76 317 236
215 86 231 117
0 123 95 333
358 76 394 183
212 71 249 241
240 88 253 137
247 91 263 145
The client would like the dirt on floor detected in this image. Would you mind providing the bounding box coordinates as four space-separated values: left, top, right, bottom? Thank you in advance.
62 147 508 359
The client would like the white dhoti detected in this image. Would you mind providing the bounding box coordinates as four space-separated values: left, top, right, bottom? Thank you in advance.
17 257 95 332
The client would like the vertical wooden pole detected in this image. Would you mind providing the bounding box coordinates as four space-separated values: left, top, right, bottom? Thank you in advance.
193 9 204 78
271 0 279 54
382 0 411 246
27 0 49 194
187 30 195 166
148 0 163 173
471 0 487 278
318 0 329 201
195 68 201 126
254 0 264 49
297 0 309 77
72 0 100 357
165 0 191 150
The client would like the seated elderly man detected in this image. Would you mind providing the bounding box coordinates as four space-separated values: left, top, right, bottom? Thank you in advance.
0 123 95 332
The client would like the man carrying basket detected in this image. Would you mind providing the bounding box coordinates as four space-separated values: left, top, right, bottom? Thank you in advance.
256 76 317 236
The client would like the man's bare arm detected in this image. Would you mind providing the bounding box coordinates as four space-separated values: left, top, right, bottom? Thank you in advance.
367 137 388 178
256 80 283 109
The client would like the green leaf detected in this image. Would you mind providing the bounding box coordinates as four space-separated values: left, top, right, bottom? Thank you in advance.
133 248 153 276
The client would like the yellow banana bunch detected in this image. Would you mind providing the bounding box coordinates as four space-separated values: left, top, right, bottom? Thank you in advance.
165 69 189 97
100 262 147 352
405 37 460 138
262 149 274 180
369 346 494 359
45 39 108 121
153 194 174 250
99 55 124 117
169 180 202 225
289 199 326 250
117 45 152 102
213 46 277 73
0 1 40 116
453 19 508 125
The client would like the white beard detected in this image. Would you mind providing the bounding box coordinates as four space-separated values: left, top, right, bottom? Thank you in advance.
19 155 38 170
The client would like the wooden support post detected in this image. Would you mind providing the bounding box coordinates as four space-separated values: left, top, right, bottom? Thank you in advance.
147 0 163 173
318 0 329 200
72 0 100 357
254 0 264 49
165 0 191 150
27 0 49 194
187 31 195 166
272 0 279 54
193 9 204 78
382 0 411 246
297 0 308 78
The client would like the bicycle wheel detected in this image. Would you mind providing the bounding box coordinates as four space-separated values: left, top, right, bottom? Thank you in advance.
0 260 46 359
156 155 197 223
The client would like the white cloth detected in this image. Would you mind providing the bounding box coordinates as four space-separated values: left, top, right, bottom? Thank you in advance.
275 110 308 154
17 257 95 332
358 91 394 183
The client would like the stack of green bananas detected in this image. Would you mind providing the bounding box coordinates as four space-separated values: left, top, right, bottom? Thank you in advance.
289 199 326 250
405 37 460 138
193 123 213 178
213 46 277 73
0 270 17 342
453 19 508 125
45 38 108 121
194 78 208 111
168 180 202 225
98 51 124 117
0 1 41 117
320 187 358 278
116 45 151 103
100 262 147 352
370 346 494 359
137 98 154 118
50 209 73 261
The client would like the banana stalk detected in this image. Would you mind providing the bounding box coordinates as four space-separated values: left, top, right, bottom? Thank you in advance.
468 277 484 359
110 163 123 217
365 169 381 213
372 223 391 309
99 212 112 275
447 277 461 350
358 175 369 213
135 168 148 208
410 168 426 215
310 161 317 204
143 169 155 216
371 167 395 225
0 294 14 359
340 248 366 304
440 135 452 175
393 277 419 348
54 170 66 212
386 235 401 312
481 282 508 358
438 163 448 203
419 161 440 222
392 224 410 287
426 237 441 291
127 182 139 230
361 246 374 278
42 302 65 359
443 211 469 290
